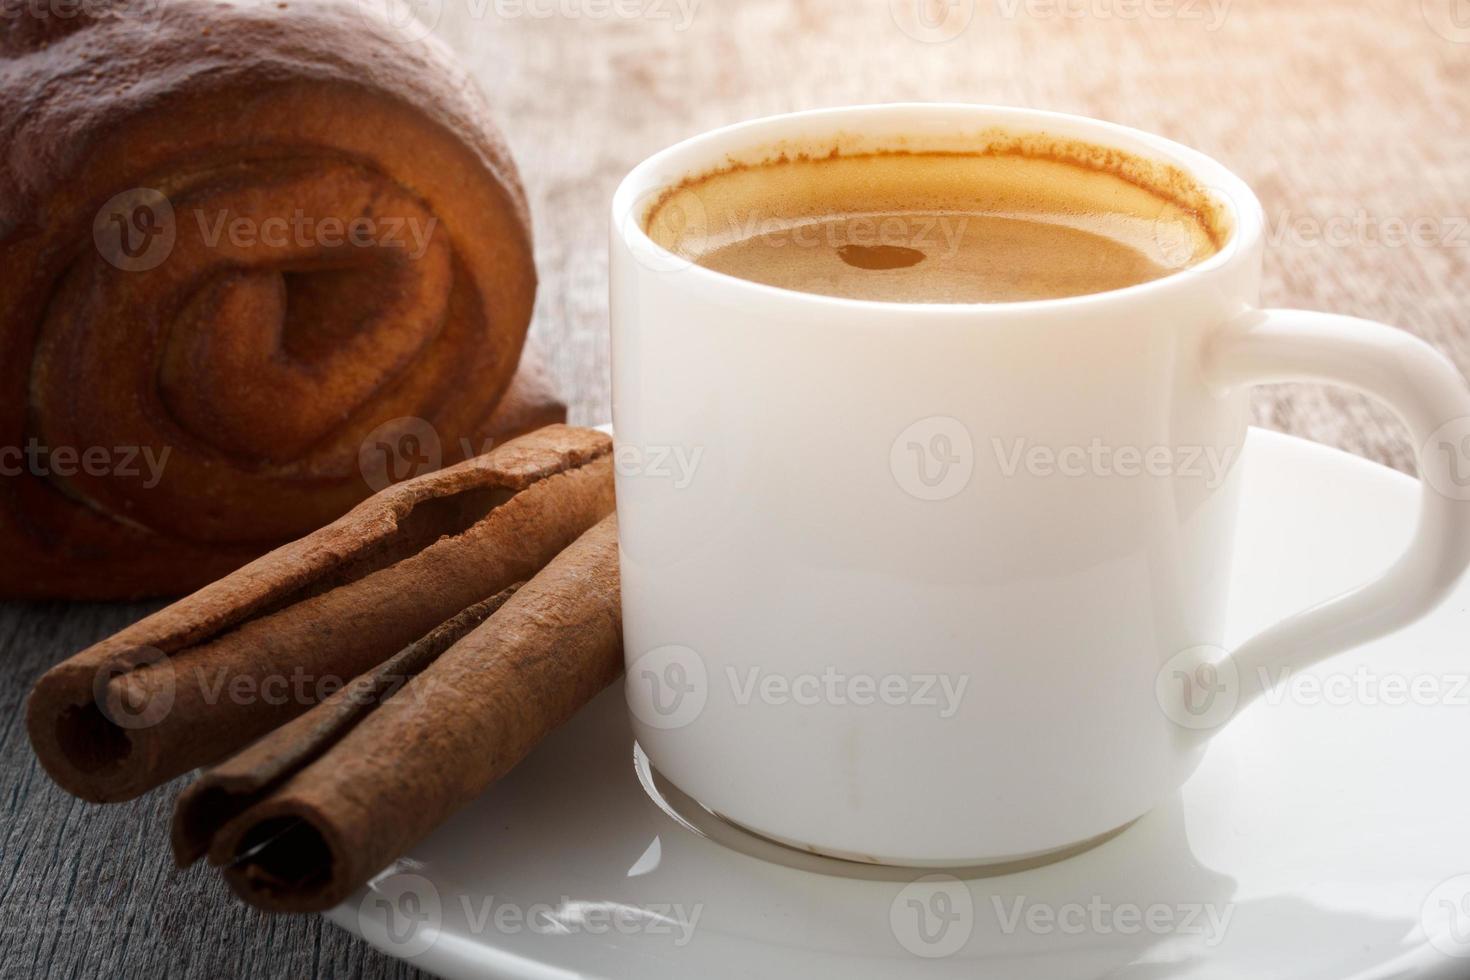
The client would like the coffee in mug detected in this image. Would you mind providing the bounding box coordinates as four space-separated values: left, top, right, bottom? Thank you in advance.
645 143 1223 303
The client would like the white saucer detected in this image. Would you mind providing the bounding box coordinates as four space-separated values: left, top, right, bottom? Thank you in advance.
331 429 1470 980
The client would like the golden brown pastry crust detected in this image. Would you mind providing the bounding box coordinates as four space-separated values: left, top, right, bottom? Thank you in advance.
1 0 556 598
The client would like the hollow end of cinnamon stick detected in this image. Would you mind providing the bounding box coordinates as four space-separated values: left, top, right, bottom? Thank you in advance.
29 643 204 802
174 782 248 867
26 663 151 803
212 800 350 913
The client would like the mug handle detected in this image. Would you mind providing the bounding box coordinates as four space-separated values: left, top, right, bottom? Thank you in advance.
1178 308 1470 737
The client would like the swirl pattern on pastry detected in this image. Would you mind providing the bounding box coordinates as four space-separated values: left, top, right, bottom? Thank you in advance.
0 0 559 597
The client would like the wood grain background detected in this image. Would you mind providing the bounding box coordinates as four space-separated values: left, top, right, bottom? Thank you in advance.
3 1 1467 977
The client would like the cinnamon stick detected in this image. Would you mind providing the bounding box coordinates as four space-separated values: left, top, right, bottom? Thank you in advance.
171 585 522 866
190 514 624 913
27 426 614 803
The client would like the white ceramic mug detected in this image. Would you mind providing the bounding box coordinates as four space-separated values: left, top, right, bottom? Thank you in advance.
609 104 1470 867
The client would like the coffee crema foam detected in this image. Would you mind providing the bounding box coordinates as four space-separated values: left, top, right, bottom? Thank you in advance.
644 144 1226 303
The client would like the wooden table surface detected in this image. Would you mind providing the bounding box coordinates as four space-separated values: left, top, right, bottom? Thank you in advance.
3 1 1467 976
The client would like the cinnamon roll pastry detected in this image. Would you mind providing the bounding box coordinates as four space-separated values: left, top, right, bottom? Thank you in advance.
0 0 560 598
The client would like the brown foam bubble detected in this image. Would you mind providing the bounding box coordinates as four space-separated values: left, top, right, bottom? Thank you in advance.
837 243 926 270
644 133 1228 304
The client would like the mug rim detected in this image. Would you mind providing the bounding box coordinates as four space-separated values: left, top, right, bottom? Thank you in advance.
610 102 1265 316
